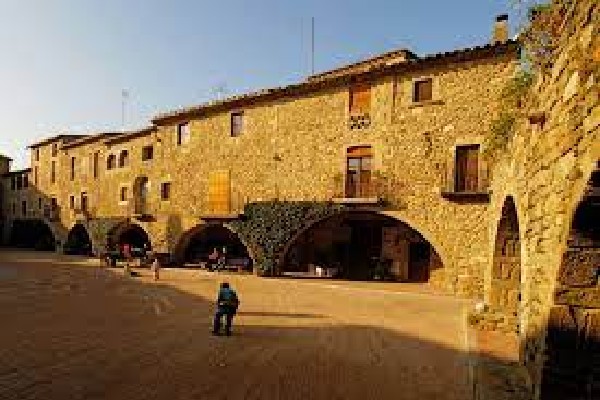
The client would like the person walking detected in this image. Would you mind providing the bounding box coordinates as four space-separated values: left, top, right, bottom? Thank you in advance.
151 256 161 281
122 243 132 276
212 282 239 336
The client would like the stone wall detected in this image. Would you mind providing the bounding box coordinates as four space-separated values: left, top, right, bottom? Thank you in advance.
1 43 519 296
473 1 599 398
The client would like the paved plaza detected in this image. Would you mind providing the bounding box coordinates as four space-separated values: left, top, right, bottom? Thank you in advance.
0 250 474 400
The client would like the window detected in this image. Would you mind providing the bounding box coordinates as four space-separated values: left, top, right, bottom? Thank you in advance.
38 197 42 209
51 161 56 184
69 195 75 209
161 182 171 200
12 203 16 215
70 157 76 180
107 154 116 170
142 145 154 161
34 167 38 185
118 150 129 168
23 174 28 188
177 122 190 145
10 176 15 190
50 198 58 210
51 143 58 157
21 201 27 217
120 186 128 202
35 149 40 161
349 82 371 115
231 112 243 137
345 146 373 198
16 175 22 190
81 192 88 212
454 144 480 192
93 152 99 179
413 78 433 102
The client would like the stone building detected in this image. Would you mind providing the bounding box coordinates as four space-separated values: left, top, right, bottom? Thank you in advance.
0 4 598 397
1 16 521 296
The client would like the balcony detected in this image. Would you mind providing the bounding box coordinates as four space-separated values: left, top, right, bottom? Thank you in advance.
331 172 391 206
440 164 491 202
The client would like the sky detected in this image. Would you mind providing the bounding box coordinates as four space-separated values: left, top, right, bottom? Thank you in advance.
0 0 522 169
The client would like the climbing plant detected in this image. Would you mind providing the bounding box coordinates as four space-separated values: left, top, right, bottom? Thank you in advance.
229 201 346 275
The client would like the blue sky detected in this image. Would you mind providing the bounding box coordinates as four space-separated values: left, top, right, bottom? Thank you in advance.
0 0 521 169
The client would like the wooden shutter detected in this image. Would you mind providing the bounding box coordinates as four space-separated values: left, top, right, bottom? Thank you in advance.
208 170 231 214
455 145 480 192
414 79 433 102
349 83 371 114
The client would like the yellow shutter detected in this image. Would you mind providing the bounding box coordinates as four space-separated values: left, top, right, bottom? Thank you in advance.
208 170 231 214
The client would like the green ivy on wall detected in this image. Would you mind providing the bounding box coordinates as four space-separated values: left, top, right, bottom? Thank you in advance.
229 201 347 275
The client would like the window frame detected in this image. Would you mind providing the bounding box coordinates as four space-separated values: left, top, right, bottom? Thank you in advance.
177 122 190 145
454 144 481 193
412 77 434 103
70 157 76 181
107 154 116 170
142 145 154 161
160 182 171 201
349 81 371 115
118 150 129 168
230 112 244 137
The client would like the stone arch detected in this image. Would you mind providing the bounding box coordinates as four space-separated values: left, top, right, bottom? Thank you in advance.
173 223 254 270
8 218 57 251
489 196 522 327
280 209 445 282
541 163 600 399
108 222 152 251
64 223 93 256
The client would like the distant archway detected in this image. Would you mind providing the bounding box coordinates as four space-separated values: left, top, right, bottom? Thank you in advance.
175 224 252 270
9 219 56 251
108 223 151 252
489 197 522 325
281 210 443 282
542 166 600 400
64 224 93 256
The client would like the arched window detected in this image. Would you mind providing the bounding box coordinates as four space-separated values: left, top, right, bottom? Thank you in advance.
106 154 116 170
118 150 129 168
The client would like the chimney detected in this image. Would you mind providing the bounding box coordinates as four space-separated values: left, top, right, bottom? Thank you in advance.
492 14 509 44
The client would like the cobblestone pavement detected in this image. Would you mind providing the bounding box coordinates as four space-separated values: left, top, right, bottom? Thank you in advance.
0 250 473 400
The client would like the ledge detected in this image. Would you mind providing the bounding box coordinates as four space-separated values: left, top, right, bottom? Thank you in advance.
199 213 244 222
332 197 382 205
441 190 491 202
408 99 444 108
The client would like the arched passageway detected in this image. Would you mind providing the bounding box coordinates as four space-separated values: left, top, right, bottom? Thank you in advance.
489 197 522 324
64 224 93 256
282 211 443 281
542 166 600 400
8 219 56 251
177 225 252 270
108 223 152 254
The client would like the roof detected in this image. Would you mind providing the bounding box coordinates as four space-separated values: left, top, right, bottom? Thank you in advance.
152 40 519 125
103 126 157 145
0 154 12 161
61 132 122 150
307 48 418 82
2 168 31 177
27 134 86 149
